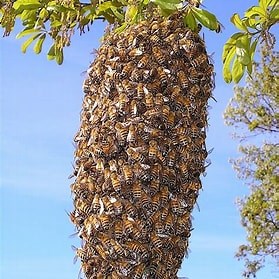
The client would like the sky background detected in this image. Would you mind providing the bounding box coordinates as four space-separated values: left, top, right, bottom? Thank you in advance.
0 1 277 278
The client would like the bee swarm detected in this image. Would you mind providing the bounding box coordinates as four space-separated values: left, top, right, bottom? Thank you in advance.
70 14 214 279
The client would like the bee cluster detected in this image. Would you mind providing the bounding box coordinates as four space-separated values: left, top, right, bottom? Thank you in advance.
70 14 214 279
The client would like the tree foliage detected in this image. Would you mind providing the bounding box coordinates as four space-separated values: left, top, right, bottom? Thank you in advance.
224 47 279 278
1 0 278 83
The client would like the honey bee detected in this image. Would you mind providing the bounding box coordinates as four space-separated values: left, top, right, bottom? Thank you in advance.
95 243 110 260
155 219 164 234
157 66 169 87
111 239 126 258
126 241 149 261
122 163 134 184
191 53 208 68
115 122 129 146
95 158 105 173
114 220 124 241
125 200 138 218
177 70 189 89
136 83 146 100
137 55 149 68
109 159 118 172
151 191 161 211
131 68 145 82
176 213 191 235
131 181 142 200
150 233 163 248
166 111 176 128
148 140 158 160
170 196 180 214
150 163 162 180
116 261 134 277
122 79 135 96
154 93 164 107
128 48 143 57
108 105 118 121
127 147 145 163
102 195 114 215
150 180 160 196
121 61 135 78
110 171 122 193
150 34 163 46
167 149 176 167
146 210 161 228
130 100 138 119
92 193 101 214
72 245 88 263
165 211 175 234
76 199 92 215
160 185 169 206
127 124 137 145
144 92 154 109
98 213 111 231
153 46 168 66
160 205 169 222
139 191 151 211
161 104 170 123
112 199 123 216
123 218 135 235
133 263 146 279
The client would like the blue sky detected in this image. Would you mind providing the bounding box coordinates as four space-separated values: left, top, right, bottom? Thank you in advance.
0 1 276 278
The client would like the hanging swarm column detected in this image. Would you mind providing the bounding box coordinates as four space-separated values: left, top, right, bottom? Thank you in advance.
70 14 214 279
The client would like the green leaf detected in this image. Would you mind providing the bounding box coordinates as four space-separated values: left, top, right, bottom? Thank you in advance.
39 8 49 19
235 35 251 65
270 8 279 20
55 47 63 65
232 58 245 83
183 11 198 31
151 0 179 11
97 1 113 13
191 7 219 31
111 7 124 21
33 33 46 54
114 22 128 33
222 32 244 62
13 0 41 11
245 6 267 19
125 5 138 22
20 9 37 21
21 33 41 53
16 28 40 39
47 44 56 60
231 13 248 31
223 46 236 83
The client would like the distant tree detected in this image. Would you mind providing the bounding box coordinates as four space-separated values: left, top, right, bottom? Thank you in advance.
224 46 279 278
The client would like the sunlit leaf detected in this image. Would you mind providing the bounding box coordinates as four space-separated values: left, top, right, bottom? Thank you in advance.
47 44 56 60
183 11 198 31
232 58 245 83
231 13 248 31
16 28 40 39
55 47 63 65
222 32 244 62
33 33 46 54
223 46 236 83
13 0 41 11
125 5 138 22
245 6 267 19
21 33 41 53
191 7 219 30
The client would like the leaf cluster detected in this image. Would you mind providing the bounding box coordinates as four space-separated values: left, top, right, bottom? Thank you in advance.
223 0 279 83
224 47 279 278
0 0 221 64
